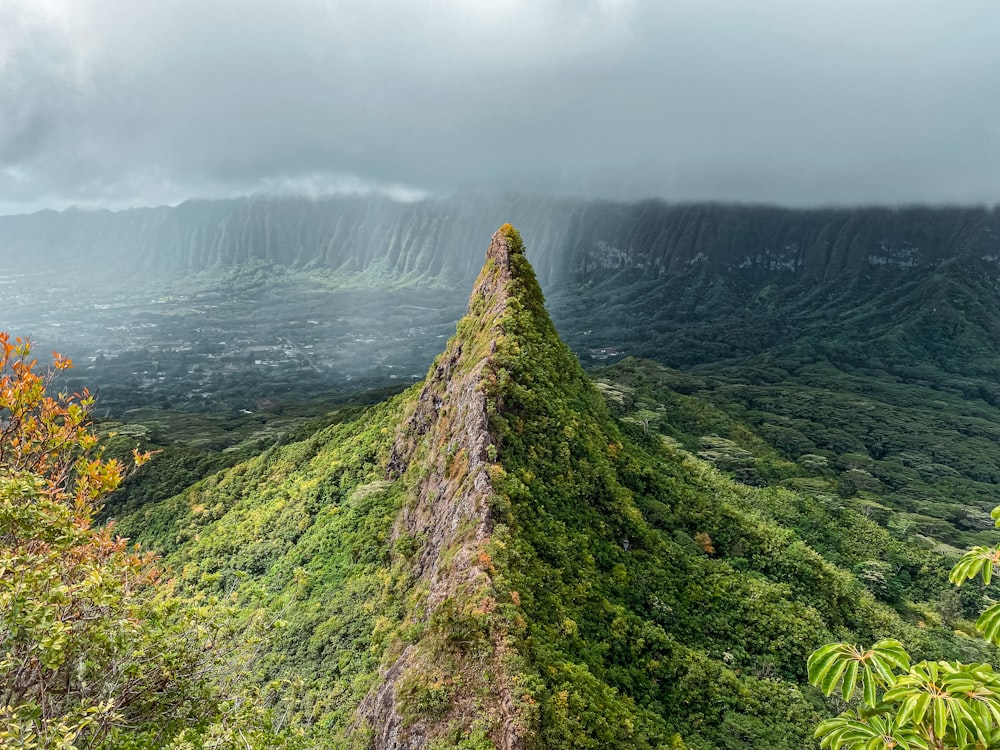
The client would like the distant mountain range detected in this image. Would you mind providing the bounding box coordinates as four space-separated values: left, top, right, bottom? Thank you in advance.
3 195 999 285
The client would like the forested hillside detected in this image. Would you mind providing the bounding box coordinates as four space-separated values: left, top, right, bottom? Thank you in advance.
105 227 995 749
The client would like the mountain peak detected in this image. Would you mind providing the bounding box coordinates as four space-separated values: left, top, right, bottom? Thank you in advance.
470 223 535 320
487 223 525 264
361 225 543 748
113 224 950 749
385 222 541 476
360 222 619 748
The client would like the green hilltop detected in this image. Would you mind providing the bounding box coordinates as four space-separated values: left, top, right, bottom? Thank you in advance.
117 226 991 749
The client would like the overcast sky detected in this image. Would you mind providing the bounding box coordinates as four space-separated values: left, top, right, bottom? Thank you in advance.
1 0 998 213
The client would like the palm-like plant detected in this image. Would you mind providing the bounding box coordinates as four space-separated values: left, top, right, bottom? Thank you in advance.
808 510 1000 750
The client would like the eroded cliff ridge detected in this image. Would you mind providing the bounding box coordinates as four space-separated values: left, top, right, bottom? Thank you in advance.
358 226 530 748
4 195 1000 284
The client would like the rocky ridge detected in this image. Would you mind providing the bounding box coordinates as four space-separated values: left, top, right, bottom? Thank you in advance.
107 223 990 749
358 226 529 749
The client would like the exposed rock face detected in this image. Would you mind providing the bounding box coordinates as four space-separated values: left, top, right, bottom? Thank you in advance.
358 228 527 750
560 201 1000 279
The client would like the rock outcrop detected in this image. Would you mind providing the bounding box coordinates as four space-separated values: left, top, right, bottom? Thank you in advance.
357 226 528 750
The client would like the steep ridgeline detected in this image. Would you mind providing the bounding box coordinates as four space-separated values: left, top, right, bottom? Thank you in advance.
118 227 986 749
356 226 530 747
3 195 1000 286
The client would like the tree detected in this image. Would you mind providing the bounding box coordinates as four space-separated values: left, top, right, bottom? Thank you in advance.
0 333 215 748
807 504 1000 750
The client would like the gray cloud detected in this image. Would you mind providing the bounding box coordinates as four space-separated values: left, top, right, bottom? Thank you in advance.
1 0 999 213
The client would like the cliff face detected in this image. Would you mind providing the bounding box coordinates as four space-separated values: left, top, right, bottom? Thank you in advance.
0 196 574 286
358 227 530 749
561 202 1000 279
3 195 1000 286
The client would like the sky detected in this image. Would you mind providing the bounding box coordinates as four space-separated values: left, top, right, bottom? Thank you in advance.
1 0 999 214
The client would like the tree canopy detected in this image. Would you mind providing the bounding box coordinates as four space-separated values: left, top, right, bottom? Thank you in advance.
0 333 216 748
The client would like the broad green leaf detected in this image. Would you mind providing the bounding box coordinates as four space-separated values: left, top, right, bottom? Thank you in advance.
913 692 931 726
873 640 910 671
977 604 1000 645
810 644 848 685
950 546 1000 586
863 666 877 707
821 658 851 697
843 660 860 702
933 698 948 741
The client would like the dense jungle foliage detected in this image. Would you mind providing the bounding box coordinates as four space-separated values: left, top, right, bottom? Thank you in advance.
551 256 1000 552
16 219 1000 747
92 228 998 749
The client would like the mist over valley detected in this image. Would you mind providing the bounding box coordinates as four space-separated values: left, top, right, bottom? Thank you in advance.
4 1 1000 747
8 194 1000 419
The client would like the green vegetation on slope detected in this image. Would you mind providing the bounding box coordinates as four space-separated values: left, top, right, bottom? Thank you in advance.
107 227 996 749
471 228 992 748
551 257 1000 553
0 334 225 749
117 396 414 746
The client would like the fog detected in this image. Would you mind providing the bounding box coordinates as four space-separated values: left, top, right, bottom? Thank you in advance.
2 0 999 213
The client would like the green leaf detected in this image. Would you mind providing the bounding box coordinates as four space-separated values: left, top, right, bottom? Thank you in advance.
870 654 898 686
913 692 931 726
982 697 1000 727
821 658 851 697
977 603 1000 645
873 640 910 671
843 660 860 702
949 546 1000 586
863 666 877 707
809 644 847 686
933 698 948 741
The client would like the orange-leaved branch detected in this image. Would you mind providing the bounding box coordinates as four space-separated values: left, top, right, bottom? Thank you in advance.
0 331 215 748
